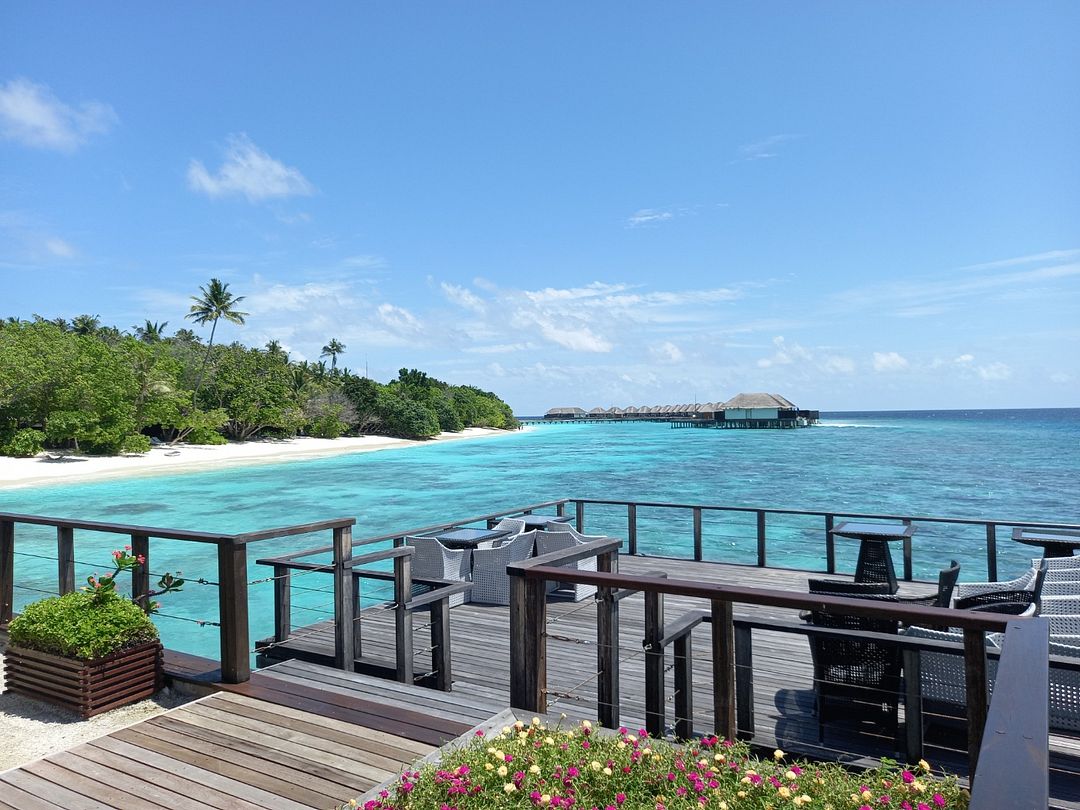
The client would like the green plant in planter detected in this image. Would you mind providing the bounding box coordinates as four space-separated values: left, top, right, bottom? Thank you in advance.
8 590 158 659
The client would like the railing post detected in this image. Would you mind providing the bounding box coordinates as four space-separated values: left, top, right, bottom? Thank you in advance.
596 550 620 729
393 550 414 684
509 572 547 714
217 539 251 684
964 627 989 780
903 647 924 761
556 501 566 518
1 520 13 625
57 526 75 595
333 525 355 671
985 524 998 582
627 504 637 556
734 624 754 740
902 518 913 582
644 588 665 737
693 507 703 562
711 599 736 740
273 564 291 643
673 632 693 740
430 597 452 691
755 511 766 567
575 501 585 533
131 534 150 614
824 514 836 574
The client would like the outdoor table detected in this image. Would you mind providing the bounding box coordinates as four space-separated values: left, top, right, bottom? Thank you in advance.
423 527 512 549
830 521 917 594
1012 527 1080 558
519 514 573 531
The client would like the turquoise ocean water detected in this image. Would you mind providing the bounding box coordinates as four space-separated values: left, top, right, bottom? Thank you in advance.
2 408 1077 658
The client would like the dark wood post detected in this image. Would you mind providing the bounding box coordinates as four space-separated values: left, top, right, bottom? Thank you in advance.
273 564 291 643
711 599 736 740
985 524 998 582
509 572 547 714
596 550 620 729
693 507 703 562
333 525 355 671
902 518 913 581
393 550 414 684
130 534 150 613
575 501 585 533
824 514 835 574
0 520 13 624
556 501 566 518
217 539 251 683
673 632 693 740
734 624 754 739
627 504 637 556
755 512 766 567
903 647 924 761
430 598 452 691
644 588 665 737
57 526 75 595
964 628 989 780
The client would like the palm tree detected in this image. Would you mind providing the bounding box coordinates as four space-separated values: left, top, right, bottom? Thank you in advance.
320 338 346 372
135 320 169 343
71 314 101 335
185 278 249 401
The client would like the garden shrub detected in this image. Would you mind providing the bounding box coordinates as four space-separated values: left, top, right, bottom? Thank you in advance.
185 426 227 445
9 590 159 660
120 433 152 453
1 428 46 457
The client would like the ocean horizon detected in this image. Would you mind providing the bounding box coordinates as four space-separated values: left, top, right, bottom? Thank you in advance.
2 406 1077 658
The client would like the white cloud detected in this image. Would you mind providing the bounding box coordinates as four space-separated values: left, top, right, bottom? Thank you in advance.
736 134 801 162
650 341 685 363
187 134 315 202
627 209 674 227
977 362 1012 381
534 317 612 353
376 303 424 336
872 351 909 372
822 355 855 375
246 280 353 313
757 335 812 368
0 78 117 151
44 237 76 258
441 282 485 313
342 254 387 269
1050 372 1072 384
954 353 974 364
957 249 1080 272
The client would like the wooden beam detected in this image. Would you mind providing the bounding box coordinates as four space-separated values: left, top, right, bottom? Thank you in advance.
393 551 413 684
430 598 452 691
711 598 736 740
673 632 693 740
756 511 766 567
217 540 250 683
627 504 637 556
130 534 150 613
734 624 754 740
964 627 989 779
0 520 13 624
903 647 924 761
596 550 620 729
824 514 836 575
333 525 355 671
273 564 291 643
644 588 664 737
57 526 74 595
509 573 547 714
985 523 998 582
693 507 703 562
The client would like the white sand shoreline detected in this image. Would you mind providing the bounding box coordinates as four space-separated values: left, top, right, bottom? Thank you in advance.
0 427 521 490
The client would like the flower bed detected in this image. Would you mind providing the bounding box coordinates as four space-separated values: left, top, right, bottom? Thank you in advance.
351 717 968 810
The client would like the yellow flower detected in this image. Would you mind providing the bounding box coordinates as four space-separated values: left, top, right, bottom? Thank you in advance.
545 736 554 745
591 760 602 771
485 763 494 771
779 786 791 798
774 749 785 760
582 720 592 729
913 780 926 793
720 803 729 810
618 741 627 749
642 747 652 755
861 790 873 801
504 782 517 793
738 791 748 798
626 734 637 743
541 795 551 806
785 770 797 781
918 759 931 773
487 746 497 755
497 765 508 777
532 716 541 726
514 720 525 730
530 764 541 774
603 767 613 776
714 753 726 762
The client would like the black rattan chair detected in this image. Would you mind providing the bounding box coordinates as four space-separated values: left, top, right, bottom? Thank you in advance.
953 560 1047 612
806 582 901 744
897 560 961 608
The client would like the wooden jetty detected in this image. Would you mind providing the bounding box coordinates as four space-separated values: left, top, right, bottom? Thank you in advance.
3 499 1078 808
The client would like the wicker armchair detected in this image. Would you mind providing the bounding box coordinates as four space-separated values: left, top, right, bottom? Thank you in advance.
902 625 1001 726
897 560 961 608
492 517 527 536
953 560 1047 611
471 531 535 606
1042 579 1080 596
806 582 901 742
1040 556 1080 575
1048 639 1080 732
535 529 599 602
954 564 1039 601
1047 614 1080 636
405 536 472 607
1038 595 1080 615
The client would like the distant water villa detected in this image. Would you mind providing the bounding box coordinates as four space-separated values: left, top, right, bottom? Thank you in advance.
539 392 820 429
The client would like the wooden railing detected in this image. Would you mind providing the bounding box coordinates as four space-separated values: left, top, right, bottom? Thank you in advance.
0 510 356 683
506 548 1043 786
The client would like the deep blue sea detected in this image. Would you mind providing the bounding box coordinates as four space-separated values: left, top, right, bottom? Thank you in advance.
2 408 1078 658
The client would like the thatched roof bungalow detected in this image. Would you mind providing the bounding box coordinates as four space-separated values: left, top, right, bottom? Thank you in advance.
544 407 587 419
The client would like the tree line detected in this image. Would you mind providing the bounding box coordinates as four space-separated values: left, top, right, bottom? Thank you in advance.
0 279 517 457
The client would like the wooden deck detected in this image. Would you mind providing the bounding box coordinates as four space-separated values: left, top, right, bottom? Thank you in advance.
258 554 1080 809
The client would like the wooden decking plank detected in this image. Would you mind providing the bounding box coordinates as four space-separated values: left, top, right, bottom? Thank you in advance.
110 726 314 810
75 743 244 810
198 693 420 772
85 737 269 810
0 780 55 810
214 691 433 759
0 769 107 810
138 717 347 807
35 754 176 810
175 701 391 788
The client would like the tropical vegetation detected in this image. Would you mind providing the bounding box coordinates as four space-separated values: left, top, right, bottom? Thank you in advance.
0 279 517 457
351 718 968 810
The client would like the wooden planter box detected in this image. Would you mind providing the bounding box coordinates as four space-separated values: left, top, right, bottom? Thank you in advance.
3 641 163 718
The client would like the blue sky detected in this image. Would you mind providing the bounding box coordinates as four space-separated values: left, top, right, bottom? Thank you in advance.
2 3 1078 414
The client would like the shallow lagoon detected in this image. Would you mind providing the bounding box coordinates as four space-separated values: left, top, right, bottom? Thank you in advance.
2 408 1078 657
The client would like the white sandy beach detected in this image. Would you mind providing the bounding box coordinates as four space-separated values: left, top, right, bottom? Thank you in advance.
0 427 517 489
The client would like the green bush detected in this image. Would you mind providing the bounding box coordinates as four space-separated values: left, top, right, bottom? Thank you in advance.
0 428 46 457
9 591 159 660
185 426 227 445
120 433 152 454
